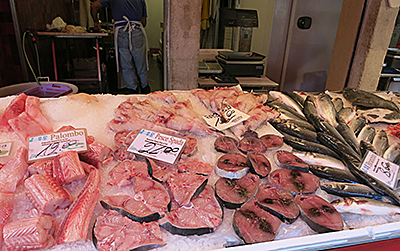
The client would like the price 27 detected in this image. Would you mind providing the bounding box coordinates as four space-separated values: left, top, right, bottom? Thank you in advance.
137 142 180 156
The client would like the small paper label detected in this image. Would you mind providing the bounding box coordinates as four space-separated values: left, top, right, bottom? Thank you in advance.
0 142 12 157
28 129 88 162
128 129 186 164
203 105 250 131
360 151 399 189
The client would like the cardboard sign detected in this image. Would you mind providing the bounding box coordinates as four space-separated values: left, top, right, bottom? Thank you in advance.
28 128 88 162
203 105 250 131
360 151 399 189
0 142 12 157
128 129 186 164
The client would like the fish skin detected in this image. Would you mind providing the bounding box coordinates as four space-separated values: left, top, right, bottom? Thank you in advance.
383 143 400 162
357 125 376 144
343 88 400 112
283 136 341 159
269 118 316 132
282 91 305 109
338 107 356 124
271 121 319 143
55 168 101 244
315 93 339 127
269 91 305 116
308 165 361 184
359 108 400 124
331 197 400 215
341 153 400 206
303 95 319 122
332 97 343 113
360 140 377 158
292 151 346 170
321 182 386 201
348 116 367 136
308 114 350 148
317 132 361 163
267 100 307 122
372 129 389 157
335 117 361 155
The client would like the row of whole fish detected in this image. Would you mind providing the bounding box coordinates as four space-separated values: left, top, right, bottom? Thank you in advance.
266 89 400 215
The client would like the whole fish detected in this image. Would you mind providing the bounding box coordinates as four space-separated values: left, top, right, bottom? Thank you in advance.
338 107 356 124
292 151 346 170
383 143 400 162
269 118 316 132
332 97 343 113
359 108 400 124
372 129 389 157
303 95 319 121
308 165 361 184
269 90 305 116
360 140 377 158
283 136 341 159
270 121 318 143
321 182 387 201
335 117 361 155
341 153 400 206
282 91 304 109
317 132 361 162
348 116 367 136
343 88 400 112
357 125 376 143
331 197 400 215
315 93 339 127
267 99 307 121
309 114 350 148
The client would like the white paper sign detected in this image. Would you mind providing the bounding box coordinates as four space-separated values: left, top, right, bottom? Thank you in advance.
360 151 399 189
128 129 186 164
203 105 250 131
0 142 12 157
28 129 88 162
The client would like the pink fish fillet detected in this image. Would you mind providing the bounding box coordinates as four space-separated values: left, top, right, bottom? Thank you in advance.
8 112 46 143
0 146 28 193
108 160 150 187
147 90 177 104
25 96 53 133
0 93 27 131
55 168 101 244
54 151 86 184
0 192 14 246
3 216 57 251
25 174 73 214
79 141 113 168
166 172 208 207
28 158 55 176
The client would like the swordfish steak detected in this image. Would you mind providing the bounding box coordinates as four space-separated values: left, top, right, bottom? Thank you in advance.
270 168 319 194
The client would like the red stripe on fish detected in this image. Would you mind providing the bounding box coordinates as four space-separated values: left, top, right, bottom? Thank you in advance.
79 141 113 168
0 147 28 193
54 151 86 184
25 96 53 133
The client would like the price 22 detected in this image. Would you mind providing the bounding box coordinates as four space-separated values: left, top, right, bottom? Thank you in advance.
138 142 180 156
36 140 82 158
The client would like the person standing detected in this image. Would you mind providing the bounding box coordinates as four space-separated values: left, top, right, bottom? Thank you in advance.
91 0 150 94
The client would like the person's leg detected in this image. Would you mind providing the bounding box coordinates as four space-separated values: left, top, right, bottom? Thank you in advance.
117 30 139 92
130 29 149 93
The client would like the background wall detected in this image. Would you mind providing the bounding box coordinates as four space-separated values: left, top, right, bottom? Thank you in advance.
145 0 163 50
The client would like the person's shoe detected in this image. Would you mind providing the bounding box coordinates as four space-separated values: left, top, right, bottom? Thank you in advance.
140 85 151 94
119 88 138 94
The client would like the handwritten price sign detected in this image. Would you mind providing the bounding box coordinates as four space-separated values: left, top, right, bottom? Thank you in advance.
28 129 88 162
203 105 250 131
128 129 186 164
360 151 399 189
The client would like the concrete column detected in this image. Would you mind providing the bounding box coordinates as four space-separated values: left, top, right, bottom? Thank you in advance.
165 0 201 90
347 0 398 91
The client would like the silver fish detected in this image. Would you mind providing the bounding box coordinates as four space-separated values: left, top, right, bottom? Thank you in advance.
357 125 376 143
316 93 339 127
269 91 305 116
332 97 343 113
331 197 400 215
292 151 346 170
335 117 361 155
359 108 400 124
321 182 385 201
383 143 400 162
338 107 356 124
348 116 367 136
372 130 389 157
360 140 377 158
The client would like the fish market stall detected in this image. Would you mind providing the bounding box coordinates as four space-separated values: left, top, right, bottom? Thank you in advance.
1 88 400 250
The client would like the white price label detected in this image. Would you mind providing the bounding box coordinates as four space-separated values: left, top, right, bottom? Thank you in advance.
28 129 88 162
203 105 250 131
360 151 399 189
0 142 12 157
128 129 186 164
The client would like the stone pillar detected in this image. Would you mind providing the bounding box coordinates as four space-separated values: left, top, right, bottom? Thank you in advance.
347 0 398 91
165 0 201 90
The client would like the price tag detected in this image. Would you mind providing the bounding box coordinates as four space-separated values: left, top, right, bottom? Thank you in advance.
0 142 12 157
127 129 186 164
203 105 250 131
360 151 399 189
28 128 88 162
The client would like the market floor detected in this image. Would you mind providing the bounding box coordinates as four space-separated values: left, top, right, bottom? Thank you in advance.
75 55 164 95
